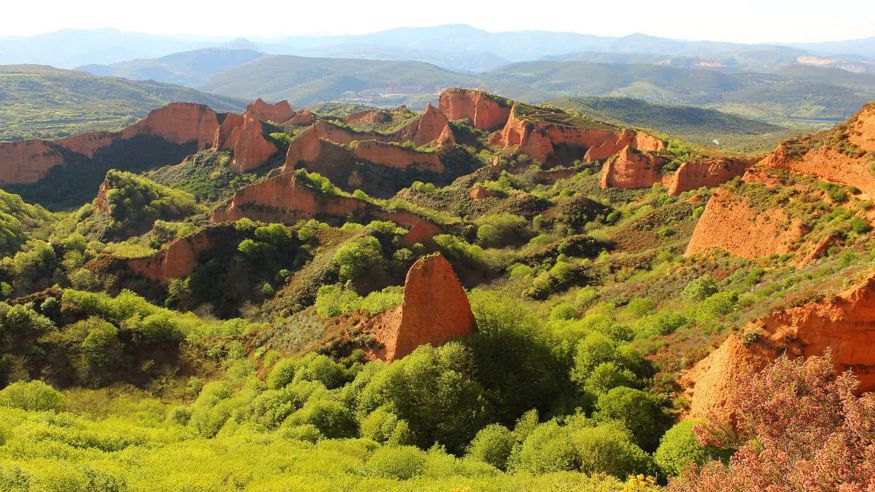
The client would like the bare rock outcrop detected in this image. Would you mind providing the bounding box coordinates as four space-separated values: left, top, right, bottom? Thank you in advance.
229 113 278 172
599 146 663 189
368 254 476 360
667 157 756 195
683 272 875 419
287 109 315 126
352 141 444 173
439 89 512 131
395 103 455 147
246 98 295 123
684 187 806 259
125 231 216 282
0 102 220 185
757 103 875 195
211 171 367 225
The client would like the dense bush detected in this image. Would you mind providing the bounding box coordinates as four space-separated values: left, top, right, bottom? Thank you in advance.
0 380 63 411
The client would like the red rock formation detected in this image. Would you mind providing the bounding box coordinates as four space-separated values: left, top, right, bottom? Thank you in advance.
684 187 806 258
599 146 663 189
345 109 394 126
684 272 875 419
0 140 64 185
229 113 278 172
246 98 295 123
438 89 512 131
287 109 315 126
369 254 475 360
757 103 875 195
0 102 221 185
469 186 496 200
56 131 116 158
125 231 215 282
401 220 441 246
120 102 219 149
284 127 324 167
211 171 367 224
352 141 444 173
395 103 455 147
491 104 663 164
213 113 245 150
667 157 755 195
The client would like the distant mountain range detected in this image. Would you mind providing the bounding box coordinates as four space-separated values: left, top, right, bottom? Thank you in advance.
3 25 874 74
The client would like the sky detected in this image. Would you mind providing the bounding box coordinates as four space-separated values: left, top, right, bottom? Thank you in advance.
2 0 874 43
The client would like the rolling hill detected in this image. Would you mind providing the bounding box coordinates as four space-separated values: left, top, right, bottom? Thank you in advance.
0 65 245 141
77 48 265 87
197 55 481 107
550 96 796 153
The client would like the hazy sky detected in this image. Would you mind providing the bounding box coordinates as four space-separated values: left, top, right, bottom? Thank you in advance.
2 0 874 43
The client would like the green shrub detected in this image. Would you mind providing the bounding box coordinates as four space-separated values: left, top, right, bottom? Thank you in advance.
584 362 637 396
267 359 297 389
595 387 663 448
360 406 413 445
654 420 719 476
286 399 357 438
468 424 515 470
571 424 653 478
78 317 123 369
517 420 580 473
682 275 719 302
0 380 63 411
366 445 427 480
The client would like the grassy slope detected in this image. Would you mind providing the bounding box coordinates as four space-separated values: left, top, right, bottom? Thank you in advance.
550 96 798 154
0 65 246 141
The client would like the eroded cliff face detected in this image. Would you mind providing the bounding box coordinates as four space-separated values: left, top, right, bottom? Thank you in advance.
125 231 216 282
0 140 65 185
0 102 221 185
438 89 512 131
667 157 756 195
685 186 806 258
352 141 444 173
683 272 875 419
367 254 476 360
287 110 315 126
599 146 663 189
757 103 875 195
229 113 278 172
211 172 367 225
490 104 664 164
394 103 456 148
120 103 219 149
246 98 295 123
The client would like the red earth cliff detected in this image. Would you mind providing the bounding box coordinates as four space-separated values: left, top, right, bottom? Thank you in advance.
125 231 216 282
367 254 476 360
246 98 295 123
684 186 806 259
229 113 278 172
599 146 663 189
683 271 875 419
395 103 456 147
0 102 221 185
352 141 444 173
667 157 756 195
757 103 875 195
438 89 512 131
211 172 367 225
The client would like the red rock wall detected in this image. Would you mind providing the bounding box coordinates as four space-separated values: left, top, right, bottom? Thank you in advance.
438 89 511 131
213 113 245 150
126 231 215 282
684 187 806 258
352 141 444 173
668 157 755 195
211 172 367 224
0 140 65 185
684 272 875 419
246 98 295 123
120 102 219 149
229 113 278 172
394 103 455 147
287 110 315 126
599 146 662 189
